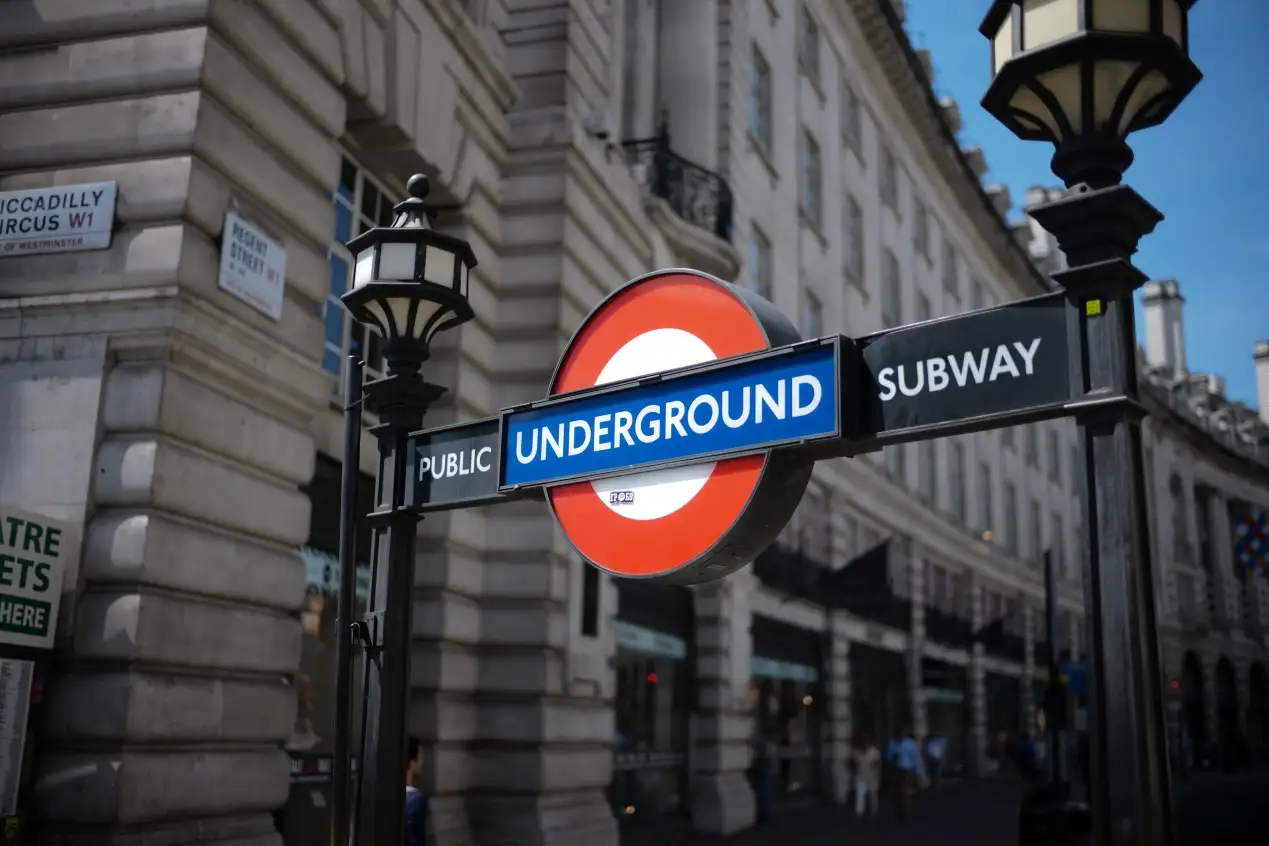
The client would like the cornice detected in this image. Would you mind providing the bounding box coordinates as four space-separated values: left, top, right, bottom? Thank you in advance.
1141 379 1269 486
841 0 1051 298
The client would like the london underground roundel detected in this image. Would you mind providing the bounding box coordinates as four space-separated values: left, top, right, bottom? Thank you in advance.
547 268 814 585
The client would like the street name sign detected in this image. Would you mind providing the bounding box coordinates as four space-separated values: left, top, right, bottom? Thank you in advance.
403 269 1083 587
0 181 117 257
0 506 70 650
404 417 528 513
850 292 1072 445
218 211 287 320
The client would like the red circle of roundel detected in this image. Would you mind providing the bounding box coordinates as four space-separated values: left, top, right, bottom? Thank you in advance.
547 270 773 578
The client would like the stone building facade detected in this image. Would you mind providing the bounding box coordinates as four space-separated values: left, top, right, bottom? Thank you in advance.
0 1 1266 846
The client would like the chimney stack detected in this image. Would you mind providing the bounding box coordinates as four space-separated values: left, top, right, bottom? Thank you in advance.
1141 280 1187 377
1256 340 1269 425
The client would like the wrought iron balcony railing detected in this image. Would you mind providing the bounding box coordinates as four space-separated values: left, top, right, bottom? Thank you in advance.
623 123 734 242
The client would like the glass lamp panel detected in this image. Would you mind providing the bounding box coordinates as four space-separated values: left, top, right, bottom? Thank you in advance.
1161 0 1184 48
1006 83 1064 140
353 245 377 290
378 242 417 281
993 14 1015 74
422 246 457 288
1115 66 1172 134
360 297 410 339
1091 0 1150 34
411 300 447 341
1021 0 1080 51
1034 63 1083 137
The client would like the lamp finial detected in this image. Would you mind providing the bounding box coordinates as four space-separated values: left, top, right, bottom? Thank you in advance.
406 174 431 202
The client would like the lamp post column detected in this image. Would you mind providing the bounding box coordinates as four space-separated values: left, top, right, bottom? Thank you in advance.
1031 184 1173 846
354 370 444 846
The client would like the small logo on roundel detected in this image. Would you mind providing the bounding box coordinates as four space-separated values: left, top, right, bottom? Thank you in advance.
608 490 636 505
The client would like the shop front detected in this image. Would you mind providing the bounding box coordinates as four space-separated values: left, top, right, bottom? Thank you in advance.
749 615 824 801
984 671 1024 768
609 580 694 827
850 641 910 748
277 456 374 845
921 658 971 776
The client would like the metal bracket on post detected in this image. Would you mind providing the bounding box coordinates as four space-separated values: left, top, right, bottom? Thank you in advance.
351 611 384 655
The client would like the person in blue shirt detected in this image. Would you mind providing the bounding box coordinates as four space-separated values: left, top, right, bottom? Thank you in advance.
405 736 429 846
892 726 921 822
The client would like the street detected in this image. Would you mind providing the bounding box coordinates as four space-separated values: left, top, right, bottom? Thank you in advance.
650 771 1269 846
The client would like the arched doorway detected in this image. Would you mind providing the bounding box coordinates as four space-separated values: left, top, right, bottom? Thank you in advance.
1182 652 1206 769
1249 663 1269 768
1216 657 1244 770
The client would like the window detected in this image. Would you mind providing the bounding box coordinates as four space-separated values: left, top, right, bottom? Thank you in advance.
1003 482 1019 554
916 292 932 323
844 195 864 281
913 199 929 257
970 278 985 311
327 156 395 395
1002 426 1014 449
880 146 899 209
801 289 823 338
797 6 820 82
919 440 936 503
1048 428 1062 482
1169 475 1189 551
950 441 967 523
1024 424 1039 467
750 46 773 152
1030 497 1042 559
942 238 958 294
1051 513 1065 577
978 461 994 534
581 564 600 636
750 225 773 300
1071 444 1081 492
799 130 822 226
887 444 906 482
882 249 902 328
840 78 861 147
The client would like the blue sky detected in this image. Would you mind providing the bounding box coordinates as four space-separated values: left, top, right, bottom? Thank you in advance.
904 0 1268 408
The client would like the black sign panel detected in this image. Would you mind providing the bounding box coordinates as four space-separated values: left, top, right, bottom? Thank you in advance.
852 293 1072 443
405 417 513 512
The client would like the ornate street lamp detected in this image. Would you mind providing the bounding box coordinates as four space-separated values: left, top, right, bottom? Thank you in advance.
979 3 1202 846
343 174 476 372
332 174 477 846
981 0 1201 188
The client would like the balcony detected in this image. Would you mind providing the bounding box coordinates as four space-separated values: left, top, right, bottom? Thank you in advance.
924 606 974 650
623 123 739 280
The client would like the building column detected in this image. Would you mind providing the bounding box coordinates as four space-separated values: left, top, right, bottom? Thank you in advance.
907 542 927 740
824 612 853 804
969 577 988 776
690 575 756 836
1206 492 1240 629
657 0 719 168
1023 602 1037 734
6 7 339 842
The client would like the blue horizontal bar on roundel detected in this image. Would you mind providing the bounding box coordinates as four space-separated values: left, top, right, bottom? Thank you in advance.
501 343 839 489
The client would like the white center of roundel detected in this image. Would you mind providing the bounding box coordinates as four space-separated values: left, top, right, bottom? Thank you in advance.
590 328 718 520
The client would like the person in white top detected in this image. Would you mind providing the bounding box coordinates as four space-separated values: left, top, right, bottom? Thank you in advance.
851 733 882 817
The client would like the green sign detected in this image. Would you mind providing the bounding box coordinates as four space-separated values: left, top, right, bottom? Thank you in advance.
0 507 70 650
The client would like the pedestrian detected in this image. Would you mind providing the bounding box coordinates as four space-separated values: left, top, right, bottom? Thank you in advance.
893 725 921 822
750 722 778 824
405 735 429 846
924 732 946 790
852 733 881 817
